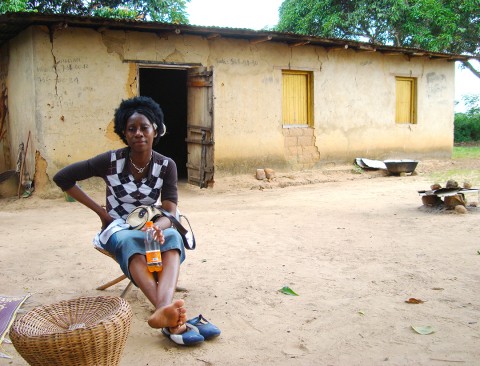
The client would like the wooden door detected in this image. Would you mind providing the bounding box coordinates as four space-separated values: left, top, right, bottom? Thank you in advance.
186 67 214 187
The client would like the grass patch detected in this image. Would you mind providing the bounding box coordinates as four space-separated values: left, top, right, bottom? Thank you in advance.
428 169 480 186
452 146 480 159
427 146 480 186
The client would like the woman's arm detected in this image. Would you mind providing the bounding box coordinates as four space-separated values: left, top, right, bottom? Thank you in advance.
154 199 177 230
54 151 113 229
64 185 113 229
153 156 179 230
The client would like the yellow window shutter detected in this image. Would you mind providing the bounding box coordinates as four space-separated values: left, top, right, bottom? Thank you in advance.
282 71 311 125
396 77 416 124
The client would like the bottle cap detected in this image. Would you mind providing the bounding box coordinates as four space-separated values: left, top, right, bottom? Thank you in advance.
145 221 154 228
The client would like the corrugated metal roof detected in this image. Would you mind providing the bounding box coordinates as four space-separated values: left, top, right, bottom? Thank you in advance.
0 12 478 62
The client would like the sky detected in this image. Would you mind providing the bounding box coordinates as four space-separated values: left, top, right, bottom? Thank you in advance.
187 0 283 30
186 0 480 112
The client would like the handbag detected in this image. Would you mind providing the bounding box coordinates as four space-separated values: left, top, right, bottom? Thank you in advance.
126 205 196 250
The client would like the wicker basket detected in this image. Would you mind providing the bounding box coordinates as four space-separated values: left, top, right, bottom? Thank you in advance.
10 296 132 366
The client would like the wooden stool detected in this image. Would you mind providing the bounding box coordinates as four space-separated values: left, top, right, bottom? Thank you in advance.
95 247 133 298
95 247 186 296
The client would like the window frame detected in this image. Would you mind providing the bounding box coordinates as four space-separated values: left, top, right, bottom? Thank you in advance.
395 76 417 124
282 70 314 127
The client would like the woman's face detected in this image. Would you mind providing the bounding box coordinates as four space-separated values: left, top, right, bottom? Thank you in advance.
124 112 157 152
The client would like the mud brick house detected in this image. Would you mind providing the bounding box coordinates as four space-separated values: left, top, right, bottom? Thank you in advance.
0 12 477 191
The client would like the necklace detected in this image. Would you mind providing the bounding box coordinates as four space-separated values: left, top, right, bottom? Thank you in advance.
130 153 152 174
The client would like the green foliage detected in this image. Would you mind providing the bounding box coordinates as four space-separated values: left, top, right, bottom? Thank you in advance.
454 114 480 143
91 6 137 19
0 0 31 13
276 0 480 56
454 95 480 143
463 95 480 116
0 0 190 23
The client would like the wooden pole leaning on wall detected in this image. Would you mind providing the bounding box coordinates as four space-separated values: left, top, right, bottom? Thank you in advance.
17 130 31 198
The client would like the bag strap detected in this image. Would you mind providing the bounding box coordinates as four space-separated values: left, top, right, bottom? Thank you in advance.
153 206 187 235
179 214 193 233
153 205 195 250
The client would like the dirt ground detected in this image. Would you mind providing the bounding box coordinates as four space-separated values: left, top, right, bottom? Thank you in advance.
1 158 479 365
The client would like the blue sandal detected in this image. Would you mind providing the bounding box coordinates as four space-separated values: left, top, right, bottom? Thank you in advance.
161 323 204 345
187 314 221 340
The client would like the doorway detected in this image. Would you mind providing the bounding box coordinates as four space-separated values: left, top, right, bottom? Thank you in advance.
139 67 188 179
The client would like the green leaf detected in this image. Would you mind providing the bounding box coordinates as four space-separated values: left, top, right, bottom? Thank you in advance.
278 286 299 296
411 325 434 335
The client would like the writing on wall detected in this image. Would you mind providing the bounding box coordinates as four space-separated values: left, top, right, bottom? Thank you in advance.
36 57 89 85
216 58 259 67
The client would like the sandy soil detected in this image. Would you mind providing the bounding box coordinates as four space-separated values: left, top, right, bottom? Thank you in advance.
1 158 479 365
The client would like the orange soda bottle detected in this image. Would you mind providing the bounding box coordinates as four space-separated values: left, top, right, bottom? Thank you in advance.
144 221 162 272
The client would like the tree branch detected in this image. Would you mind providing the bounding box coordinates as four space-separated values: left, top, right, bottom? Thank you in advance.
461 61 480 80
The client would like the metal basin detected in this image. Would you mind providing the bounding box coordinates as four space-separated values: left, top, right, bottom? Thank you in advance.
384 159 419 174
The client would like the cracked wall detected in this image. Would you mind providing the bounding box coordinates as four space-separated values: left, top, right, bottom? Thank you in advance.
37 26 128 191
4 24 455 188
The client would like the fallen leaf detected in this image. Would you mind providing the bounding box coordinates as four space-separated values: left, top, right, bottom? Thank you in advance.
358 311 365 315
278 286 299 296
411 325 434 335
405 298 425 304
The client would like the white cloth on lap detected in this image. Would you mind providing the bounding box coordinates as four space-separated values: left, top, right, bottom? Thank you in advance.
93 219 130 249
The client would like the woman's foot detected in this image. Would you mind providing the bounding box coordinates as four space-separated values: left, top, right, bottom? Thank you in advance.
148 299 187 329
168 323 187 334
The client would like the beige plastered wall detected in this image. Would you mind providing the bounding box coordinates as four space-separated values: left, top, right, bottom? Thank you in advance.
5 29 36 189
5 25 454 193
314 50 454 162
7 26 130 196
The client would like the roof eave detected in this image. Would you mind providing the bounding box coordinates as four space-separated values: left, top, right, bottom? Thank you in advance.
0 12 478 62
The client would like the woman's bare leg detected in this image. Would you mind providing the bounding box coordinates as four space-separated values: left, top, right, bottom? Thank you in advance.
147 250 187 330
129 254 158 305
129 251 187 330
153 250 181 307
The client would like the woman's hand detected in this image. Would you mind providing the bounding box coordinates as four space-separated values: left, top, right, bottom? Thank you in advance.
141 224 165 244
100 210 114 230
152 224 165 244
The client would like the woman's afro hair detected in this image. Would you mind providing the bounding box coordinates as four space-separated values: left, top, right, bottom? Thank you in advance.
113 96 165 146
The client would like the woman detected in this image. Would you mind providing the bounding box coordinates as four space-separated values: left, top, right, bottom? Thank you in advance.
53 96 205 345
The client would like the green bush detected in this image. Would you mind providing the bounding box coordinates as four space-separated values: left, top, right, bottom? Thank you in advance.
454 95 480 143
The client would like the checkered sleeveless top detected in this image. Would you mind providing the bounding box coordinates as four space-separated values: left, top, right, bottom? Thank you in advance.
105 148 176 219
53 147 178 221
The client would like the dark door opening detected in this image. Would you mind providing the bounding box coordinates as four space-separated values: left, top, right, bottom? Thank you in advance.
139 67 188 179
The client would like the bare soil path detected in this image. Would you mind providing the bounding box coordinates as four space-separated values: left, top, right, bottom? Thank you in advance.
1 158 479 365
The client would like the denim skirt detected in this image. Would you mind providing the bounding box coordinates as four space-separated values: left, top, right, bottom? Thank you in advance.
102 228 185 284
